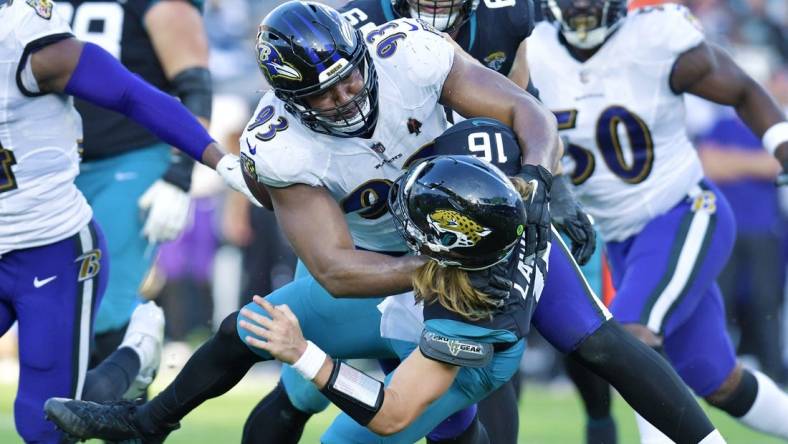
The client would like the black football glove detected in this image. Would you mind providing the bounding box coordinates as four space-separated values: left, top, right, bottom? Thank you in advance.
551 174 596 265
466 260 513 301
516 164 553 257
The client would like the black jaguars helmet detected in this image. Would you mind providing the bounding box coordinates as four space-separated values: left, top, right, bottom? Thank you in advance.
256 1 378 138
391 0 480 33
541 0 626 49
389 155 526 270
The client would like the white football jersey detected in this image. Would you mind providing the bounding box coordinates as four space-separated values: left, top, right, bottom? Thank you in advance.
241 18 454 254
528 5 705 241
0 0 90 254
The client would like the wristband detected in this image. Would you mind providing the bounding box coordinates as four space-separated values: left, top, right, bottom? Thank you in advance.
763 122 788 156
292 341 326 381
320 360 385 426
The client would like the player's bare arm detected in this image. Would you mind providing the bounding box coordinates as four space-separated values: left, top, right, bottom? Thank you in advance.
671 41 788 167
266 184 426 297
507 39 531 91
241 297 459 436
440 38 559 171
145 0 211 127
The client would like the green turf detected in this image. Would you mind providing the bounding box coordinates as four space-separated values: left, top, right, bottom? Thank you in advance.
0 374 783 443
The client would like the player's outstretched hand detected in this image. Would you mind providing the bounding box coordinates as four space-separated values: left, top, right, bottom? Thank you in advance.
467 261 513 300
516 164 553 257
240 296 306 364
138 180 191 243
216 154 263 207
550 175 596 265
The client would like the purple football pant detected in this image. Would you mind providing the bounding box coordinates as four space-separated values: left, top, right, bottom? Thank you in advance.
607 180 737 396
532 228 612 353
0 220 108 443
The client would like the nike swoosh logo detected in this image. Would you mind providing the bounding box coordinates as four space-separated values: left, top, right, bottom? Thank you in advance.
33 275 57 288
528 180 539 204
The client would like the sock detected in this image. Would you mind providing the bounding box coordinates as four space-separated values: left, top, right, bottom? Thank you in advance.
134 312 260 434
587 417 618 444
241 381 312 444
571 321 715 444
698 430 725 444
82 347 141 401
634 413 672 444
736 370 788 438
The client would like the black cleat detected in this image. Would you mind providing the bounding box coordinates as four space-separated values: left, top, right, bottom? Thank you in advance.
44 397 178 443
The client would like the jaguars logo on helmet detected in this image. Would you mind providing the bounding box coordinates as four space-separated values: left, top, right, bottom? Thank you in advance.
389 155 526 270
256 33 302 82
427 209 491 251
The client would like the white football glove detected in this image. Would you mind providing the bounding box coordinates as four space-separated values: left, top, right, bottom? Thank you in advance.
216 154 263 207
138 180 191 243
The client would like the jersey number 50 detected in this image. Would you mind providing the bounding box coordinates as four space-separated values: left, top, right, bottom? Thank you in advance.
556 106 654 186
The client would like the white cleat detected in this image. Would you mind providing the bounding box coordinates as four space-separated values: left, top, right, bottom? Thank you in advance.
120 301 165 400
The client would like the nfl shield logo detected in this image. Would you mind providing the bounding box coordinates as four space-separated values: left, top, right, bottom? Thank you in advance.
370 142 386 154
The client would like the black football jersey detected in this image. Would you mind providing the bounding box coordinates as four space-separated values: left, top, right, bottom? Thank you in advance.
57 0 202 160
339 0 535 76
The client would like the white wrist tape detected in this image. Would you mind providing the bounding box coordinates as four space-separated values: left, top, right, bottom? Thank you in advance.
292 341 327 381
762 122 788 155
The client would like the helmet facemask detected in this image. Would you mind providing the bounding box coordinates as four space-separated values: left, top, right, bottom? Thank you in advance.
289 52 379 138
392 0 480 33
256 2 380 138
542 0 625 49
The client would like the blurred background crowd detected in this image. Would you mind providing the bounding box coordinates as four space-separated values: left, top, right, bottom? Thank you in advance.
6 0 780 385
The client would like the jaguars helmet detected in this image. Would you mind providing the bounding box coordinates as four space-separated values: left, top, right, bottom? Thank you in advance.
391 0 480 33
389 155 526 270
541 0 626 49
256 1 378 138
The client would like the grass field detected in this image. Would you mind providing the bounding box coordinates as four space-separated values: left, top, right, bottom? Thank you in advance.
0 365 784 444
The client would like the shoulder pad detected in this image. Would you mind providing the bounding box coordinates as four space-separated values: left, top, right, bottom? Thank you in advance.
419 330 494 368
240 96 328 188
627 4 704 61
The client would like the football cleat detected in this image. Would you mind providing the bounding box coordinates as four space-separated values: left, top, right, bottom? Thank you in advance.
120 301 165 400
44 397 178 442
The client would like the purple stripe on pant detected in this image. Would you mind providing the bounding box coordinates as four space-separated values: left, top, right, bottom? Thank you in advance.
0 220 108 443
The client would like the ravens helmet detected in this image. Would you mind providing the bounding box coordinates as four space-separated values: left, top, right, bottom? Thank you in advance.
391 0 480 33
541 0 626 49
389 155 526 270
255 1 378 137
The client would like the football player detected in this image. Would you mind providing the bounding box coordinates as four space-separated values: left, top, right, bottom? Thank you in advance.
0 0 252 440
246 0 595 442
528 0 788 441
57 0 213 399
43 3 724 443
238 154 537 442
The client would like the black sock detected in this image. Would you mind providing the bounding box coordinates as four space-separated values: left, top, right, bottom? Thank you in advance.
712 368 758 418
477 379 518 444
242 381 312 444
82 347 140 401
571 320 715 444
135 311 260 434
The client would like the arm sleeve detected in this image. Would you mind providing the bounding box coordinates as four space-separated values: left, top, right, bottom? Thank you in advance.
63 42 214 161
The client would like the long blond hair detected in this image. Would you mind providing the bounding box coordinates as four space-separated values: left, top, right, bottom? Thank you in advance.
412 176 533 320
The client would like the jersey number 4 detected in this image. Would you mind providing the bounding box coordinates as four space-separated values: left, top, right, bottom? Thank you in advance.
555 106 654 186
0 141 18 194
